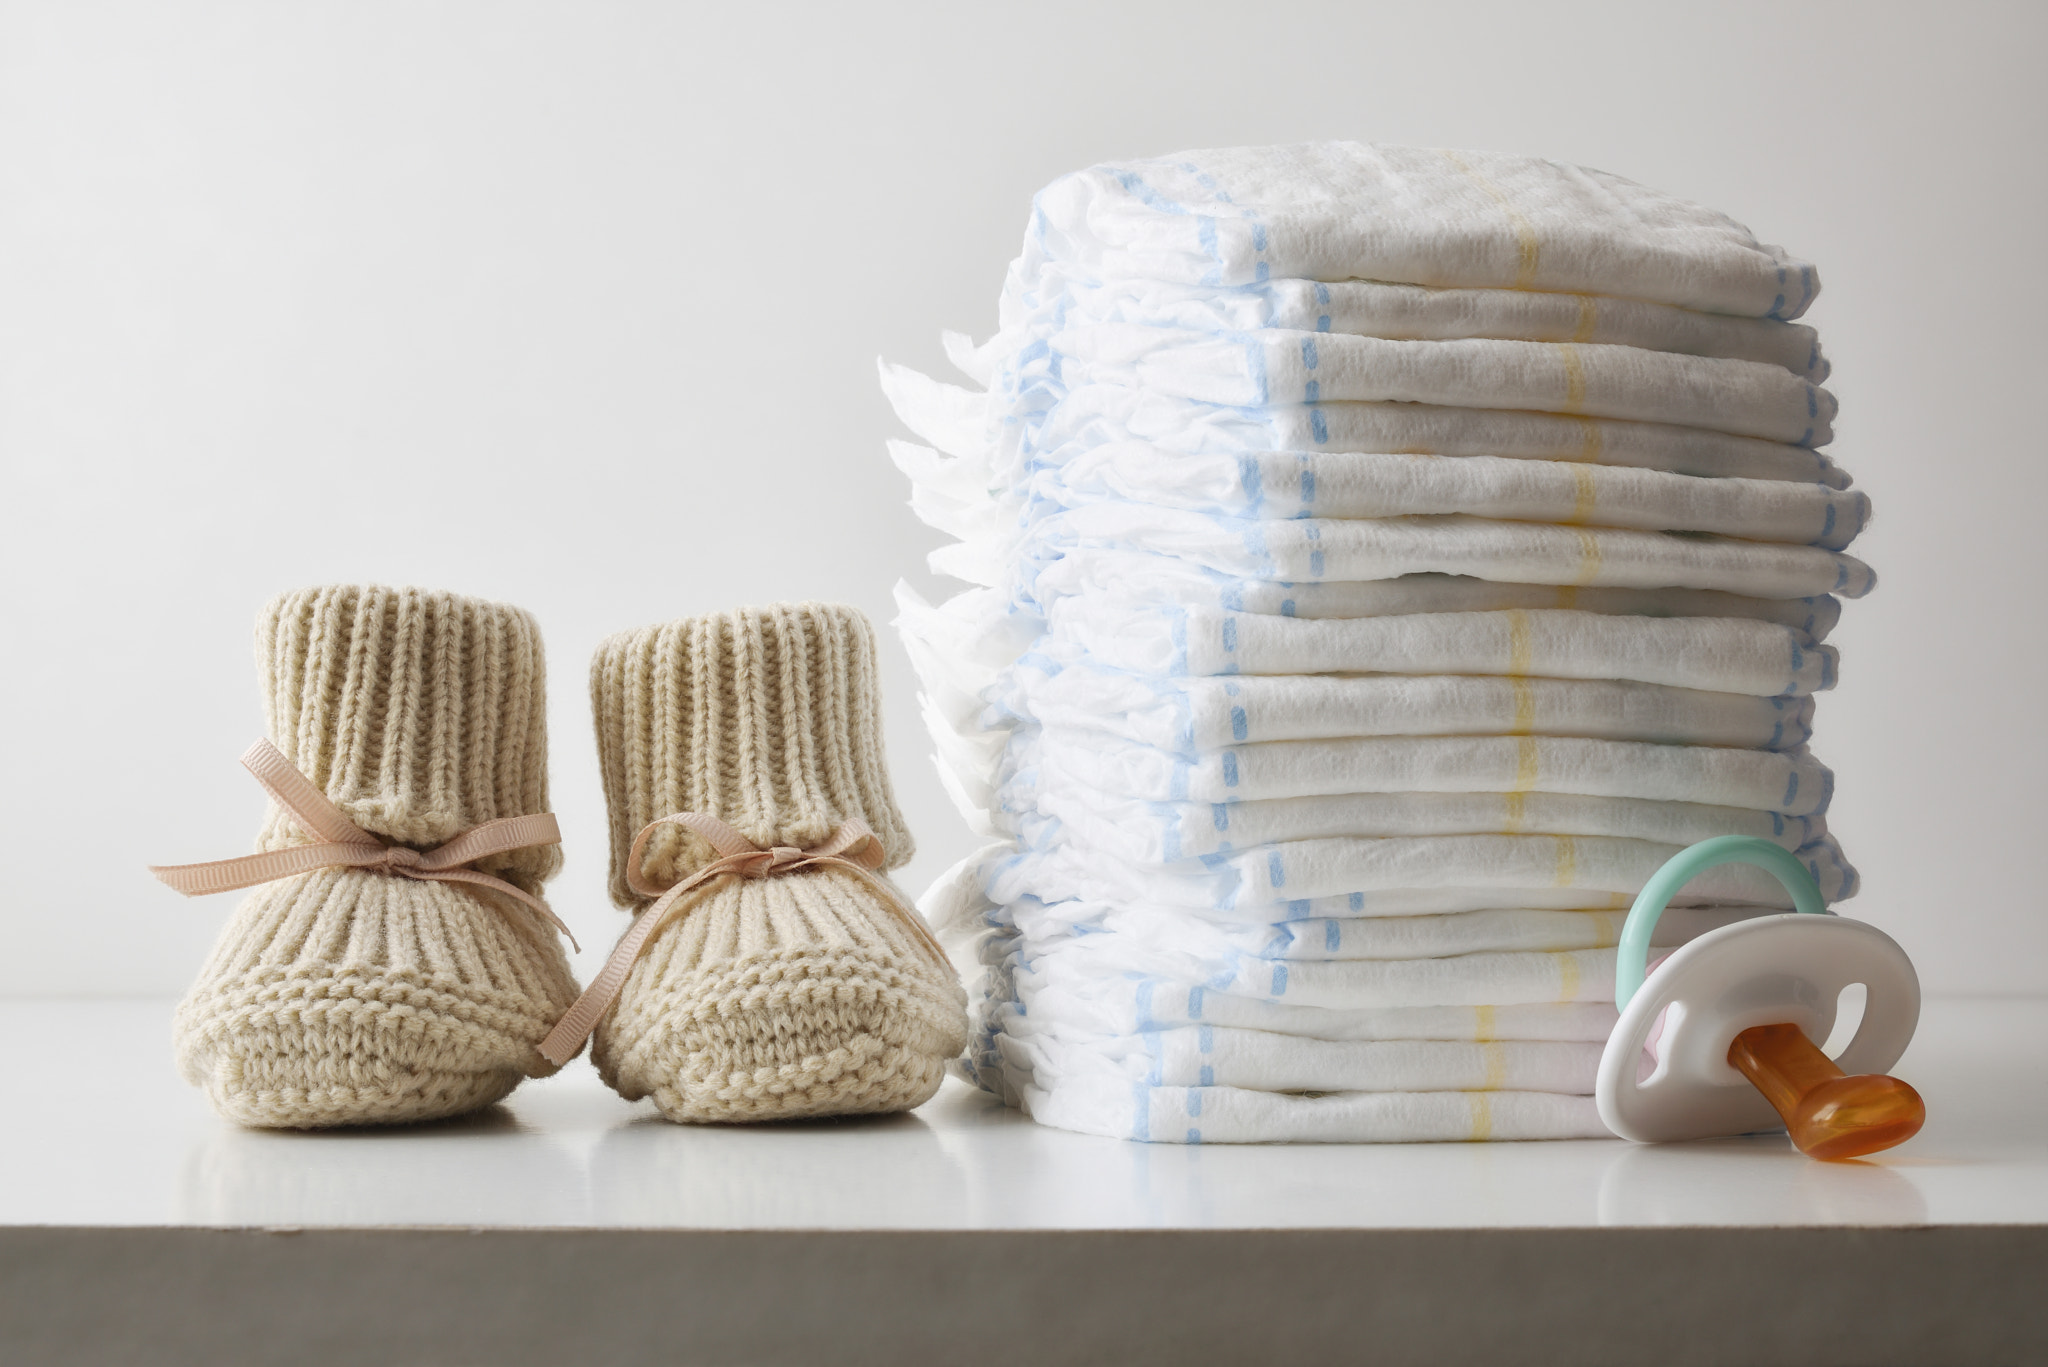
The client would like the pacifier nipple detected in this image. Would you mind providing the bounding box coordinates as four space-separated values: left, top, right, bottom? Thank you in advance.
1727 1022 1925 1160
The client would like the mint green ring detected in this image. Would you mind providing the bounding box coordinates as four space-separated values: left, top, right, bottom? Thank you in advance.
1614 835 1830 1011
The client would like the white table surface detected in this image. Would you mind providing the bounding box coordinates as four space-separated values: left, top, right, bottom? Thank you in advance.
9 995 2042 1231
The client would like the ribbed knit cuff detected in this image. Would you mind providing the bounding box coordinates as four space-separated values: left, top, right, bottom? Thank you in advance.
254 585 559 891
591 602 913 906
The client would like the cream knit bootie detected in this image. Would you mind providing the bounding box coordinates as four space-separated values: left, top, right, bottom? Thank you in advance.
171 586 582 1128
582 603 967 1123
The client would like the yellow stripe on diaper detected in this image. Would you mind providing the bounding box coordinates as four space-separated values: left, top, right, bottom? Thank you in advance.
1572 295 1599 343
1510 677 1536 735
1506 610 1533 676
1514 736 1540 793
1572 528 1604 584
1555 951 1583 1002
1590 910 1622 947
1481 1042 1509 1090
1553 586 1578 610
1443 151 1540 288
1553 343 1588 411
1572 417 1604 464
1473 1004 1497 1043
1468 1092 1495 1141
1553 835 1578 885
1565 463 1598 525
1500 791 1527 833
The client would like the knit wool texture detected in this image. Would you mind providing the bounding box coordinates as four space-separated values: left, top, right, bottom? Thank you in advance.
173 585 581 1129
588 603 968 1122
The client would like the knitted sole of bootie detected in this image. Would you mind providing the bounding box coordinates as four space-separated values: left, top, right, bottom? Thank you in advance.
174 871 580 1128
597 949 967 1123
175 967 567 1129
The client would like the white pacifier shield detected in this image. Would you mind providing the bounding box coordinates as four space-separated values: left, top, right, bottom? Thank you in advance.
1596 914 1920 1144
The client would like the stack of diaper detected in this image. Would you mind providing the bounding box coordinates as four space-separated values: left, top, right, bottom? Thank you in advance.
883 143 1870 1143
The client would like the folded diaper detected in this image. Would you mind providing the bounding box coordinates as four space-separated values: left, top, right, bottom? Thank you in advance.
1002 1026 1604 1096
1023 559 1843 637
884 364 1850 486
1030 789 1822 865
979 972 1624 1044
988 831 1851 912
886 141 1870 1143
972 273 1827 378
1024 1074 1611 1143
991 444 1869 546
1045 604 1837 695
986 890 1770 956
1021 729 1832 814
1018 143 1814 316
1007 506 1871 602
1017 665 1818 756
1038 327 1834 444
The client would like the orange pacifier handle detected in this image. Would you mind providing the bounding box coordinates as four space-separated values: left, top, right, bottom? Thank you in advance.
1727 1022 1925 1160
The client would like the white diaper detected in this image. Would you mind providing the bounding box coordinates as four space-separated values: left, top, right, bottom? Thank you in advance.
884 364 1849 487
1021 1072 1611 1143
1001 1025 1604 1096
1045 602 1837 694
986 831 1850 912
1037 326 1834 444
971 273 1827 378
999 443 1867 546
1018 143 1814 317
1024 558 1843 636
1009 505 1871 602
1016 663 1818 755
1029 788 1822 864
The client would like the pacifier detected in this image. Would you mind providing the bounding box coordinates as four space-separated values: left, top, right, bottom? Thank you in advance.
1595 836 1925 1159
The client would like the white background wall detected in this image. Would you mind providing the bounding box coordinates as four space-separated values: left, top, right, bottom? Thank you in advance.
4 0 2042 998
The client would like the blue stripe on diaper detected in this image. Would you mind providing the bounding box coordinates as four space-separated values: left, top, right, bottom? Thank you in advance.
1268 852 1285 888
1350 892 1364 912
1271 964 1289 996
1231 706 1248 741
1223 752 1239 788
1281 599 1296 617
1820 503 1836 543
1302 337 1319 368
1212 804 1231 832
1222 617 1237 653
1246 335 1270 406
1135 978 1156 1031
1326 919 1342 953
1305 379 1319 403
1188 985 1205 1019
1310 408 1328 444
1784 772 1800 809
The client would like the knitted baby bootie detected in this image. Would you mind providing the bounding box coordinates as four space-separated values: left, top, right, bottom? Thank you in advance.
164 586 582 1128
554 602 967 1123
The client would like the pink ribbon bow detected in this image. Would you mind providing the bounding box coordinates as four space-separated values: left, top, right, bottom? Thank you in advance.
150 739 577 949
536 811 947 1067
